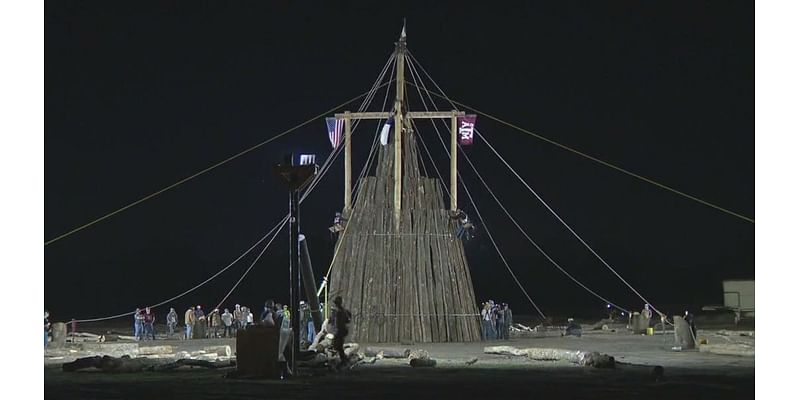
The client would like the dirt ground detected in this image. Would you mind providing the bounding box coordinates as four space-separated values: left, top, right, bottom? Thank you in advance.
44 328 754 400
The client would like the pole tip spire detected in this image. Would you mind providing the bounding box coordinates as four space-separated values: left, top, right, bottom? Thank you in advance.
400 18 407 41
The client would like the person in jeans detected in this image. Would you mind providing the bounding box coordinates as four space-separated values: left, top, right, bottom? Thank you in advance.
143 307 156 340
221 308 234 337
134 308 144 341
184 307 195 340
44 310 51 348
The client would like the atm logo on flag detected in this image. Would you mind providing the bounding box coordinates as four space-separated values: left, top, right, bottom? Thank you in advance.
457 115 477 145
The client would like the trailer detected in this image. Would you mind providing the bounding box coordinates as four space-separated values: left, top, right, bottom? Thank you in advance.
702 279 754 324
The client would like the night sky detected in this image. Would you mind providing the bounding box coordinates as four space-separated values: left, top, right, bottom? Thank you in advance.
45 1 753 321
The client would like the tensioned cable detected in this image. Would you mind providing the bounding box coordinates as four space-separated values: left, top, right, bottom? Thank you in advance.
69 56 396 323
70 218 287 323
206 52 398 312
419 124 547 320
407 51 753 224
407 64 548 320
214 216 289 310
407 59 630 314
44 56 398 247
407 56 664 317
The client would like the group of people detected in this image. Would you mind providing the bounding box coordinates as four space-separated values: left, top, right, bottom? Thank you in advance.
479 300 513 340
130 300 324 342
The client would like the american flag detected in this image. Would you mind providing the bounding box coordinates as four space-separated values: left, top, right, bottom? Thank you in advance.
326 117 344 149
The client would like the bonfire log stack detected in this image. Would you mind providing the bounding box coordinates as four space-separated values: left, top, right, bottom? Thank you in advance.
329 129 481 342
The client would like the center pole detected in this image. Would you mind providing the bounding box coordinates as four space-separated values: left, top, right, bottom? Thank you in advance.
393 29 406 231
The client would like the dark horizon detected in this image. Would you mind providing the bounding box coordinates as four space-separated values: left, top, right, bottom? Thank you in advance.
45 1 753 322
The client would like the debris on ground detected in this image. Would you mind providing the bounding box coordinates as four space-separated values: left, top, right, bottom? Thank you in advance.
465 357 479 365
484 346 615 368
408 349 436 368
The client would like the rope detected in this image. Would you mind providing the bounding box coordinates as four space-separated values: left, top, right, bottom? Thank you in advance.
68 54 398 323
45 74 397 247
406 51 753 224
214 216 289 310
70 218 287 323
407 55 664 318
208 52 397 309
407 63 547 321
406 58 631 315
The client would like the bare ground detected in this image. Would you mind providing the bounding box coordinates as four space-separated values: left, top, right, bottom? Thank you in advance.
44 329 754 400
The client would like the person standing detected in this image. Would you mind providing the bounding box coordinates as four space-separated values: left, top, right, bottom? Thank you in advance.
261 301 276 328
332 296 351 368
301 301 316 346
166 308 178 336
184 307 195 340
143 307 156 340
221 308 234 337
245 307 254 326
44 310 51 349
233 304 243 330
209 309 222 338
134 308 144 341
480 303 492 340
495 304 505 340
503 303 513 340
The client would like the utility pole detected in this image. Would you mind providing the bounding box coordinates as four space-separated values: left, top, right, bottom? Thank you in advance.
272 154 317 377
344 112 352 212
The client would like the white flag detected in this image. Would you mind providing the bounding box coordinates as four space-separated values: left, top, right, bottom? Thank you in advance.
379 119 393 146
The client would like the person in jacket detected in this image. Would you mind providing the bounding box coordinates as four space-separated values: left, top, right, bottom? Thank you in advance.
184 307 195 340
209 309 222 338
143 307 156 340
260 300 276 328
221 308 234 337
233 304 243 330
332 296 351 368
44 310 51 349
134 308 144 341
166 308 178 336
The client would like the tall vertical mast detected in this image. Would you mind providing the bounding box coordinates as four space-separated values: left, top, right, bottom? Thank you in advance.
393 25 407 231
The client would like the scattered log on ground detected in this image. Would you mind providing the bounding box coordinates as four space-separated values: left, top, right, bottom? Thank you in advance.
363 347 410 358
408 349 436 367
63 355 154 373
298 353 328 368
410 358 437 367
699 343 755 357
152 358 234 371
62 356 103 372
138 345 175 355
79 343 139 357
484 346 615 368
465 357 478 365
203 345 232 357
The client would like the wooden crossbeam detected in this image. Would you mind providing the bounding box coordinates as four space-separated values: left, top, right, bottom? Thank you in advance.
334 111 464 119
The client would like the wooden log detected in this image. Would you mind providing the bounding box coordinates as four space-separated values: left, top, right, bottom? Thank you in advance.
152 358 234 371
409 358 436 368
483 346 615 368
138 345 174 355
203 345 232 357
363 347 410 358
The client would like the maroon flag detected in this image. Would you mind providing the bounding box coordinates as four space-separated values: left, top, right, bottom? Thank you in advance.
457 115 477 145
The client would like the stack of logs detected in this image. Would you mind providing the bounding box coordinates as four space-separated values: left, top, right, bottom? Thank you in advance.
329 129 481 343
